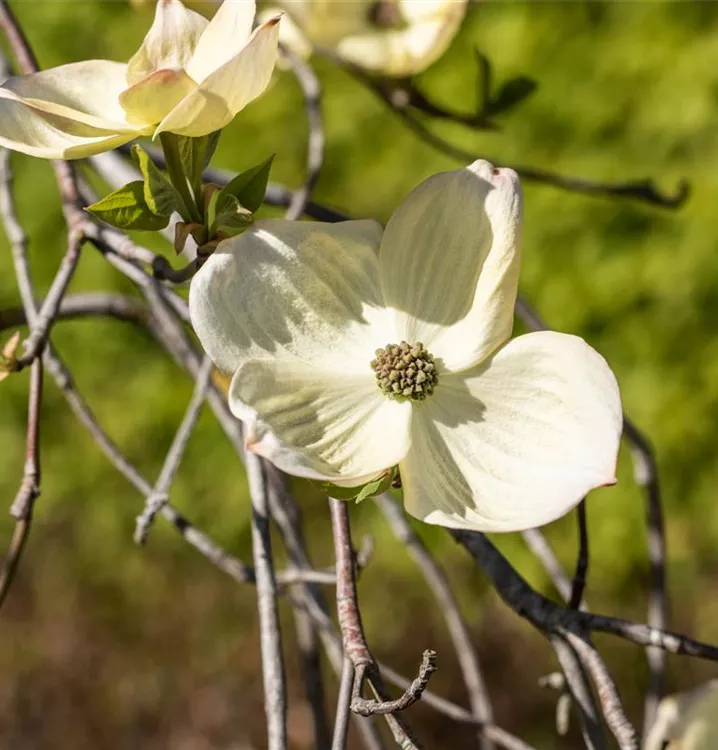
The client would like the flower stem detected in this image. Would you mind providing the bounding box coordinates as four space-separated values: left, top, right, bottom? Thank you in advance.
158 132 202 223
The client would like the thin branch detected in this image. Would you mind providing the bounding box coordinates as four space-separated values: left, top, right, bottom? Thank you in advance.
372 77 496 131
246 456 288 750
266 475 385 750
0 358 43 609
378 663 536 750
151 255 202 284
353 651 437 717
281 46 325 221
15 230 84 369
266 468 331 750
0 145 45 611
520 527 575 605
561 631 638 750
550 635 607 750
623 419 667 738
515 294 668 728
0 0 38 75
41 348 256 585
0 293 149 332
329 497 426 749
0 519 31 611
360 72 688 208
134 357 213 544
333 659 355 750
269 523 527 750
452 529 718 660
569 501 589 610
376 495 495 749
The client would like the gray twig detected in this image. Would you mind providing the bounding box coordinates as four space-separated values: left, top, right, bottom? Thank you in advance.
521 527 576 605
561 631 638 749
247 457 288 750
0 293 149 332
333 659 355 750
0 358 43 609
134 357 213 544
329 497 426 749
281 46 325 221
266 476 385 750
376 495 495 749
551 635 607 749
514 294 668 730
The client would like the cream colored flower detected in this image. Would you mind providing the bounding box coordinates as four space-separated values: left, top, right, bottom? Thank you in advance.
646 682 718 750
0 0 279 159
260 0 467 77
189 160 622 532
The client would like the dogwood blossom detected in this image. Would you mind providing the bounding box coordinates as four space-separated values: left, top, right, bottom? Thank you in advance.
189 160 622 532
0 0 279 159
259 0 467 77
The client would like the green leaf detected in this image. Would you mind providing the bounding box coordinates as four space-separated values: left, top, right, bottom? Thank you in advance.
211 193 253 235
312 467 397 503
220 154 275 213
176 132 220 189
486 76 537 117
202 131 222 169
131 144 182 218
86 181 170 231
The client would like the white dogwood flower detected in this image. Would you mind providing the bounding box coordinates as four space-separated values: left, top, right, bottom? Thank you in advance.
190 160 622 532
0 0 279 159
259 0 467 77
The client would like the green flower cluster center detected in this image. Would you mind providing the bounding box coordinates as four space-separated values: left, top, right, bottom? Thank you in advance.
370 341 438 402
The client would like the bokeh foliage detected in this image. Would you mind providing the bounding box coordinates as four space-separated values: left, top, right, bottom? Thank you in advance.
1 1 718 746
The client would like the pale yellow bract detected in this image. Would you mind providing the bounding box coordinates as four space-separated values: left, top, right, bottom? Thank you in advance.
259 0 468 77
189 160 623 533
0 0 280 159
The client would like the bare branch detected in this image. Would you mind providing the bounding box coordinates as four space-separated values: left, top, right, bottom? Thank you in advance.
514 294 668 728
520 527 575 605
357 70 688 208
561 631 638 749
134 357 213 544
0 1 38 75
329 497 426 749
281 47 325 221
353 651 437 717
453 529 718 659
267 469 331 750
151 255 203 284
376 495 495 749
0 293 150 332
332 659 355 750
246 456 288 750
15 230 84 369
550 635 607 749
569 501 589 610
0 358 43 609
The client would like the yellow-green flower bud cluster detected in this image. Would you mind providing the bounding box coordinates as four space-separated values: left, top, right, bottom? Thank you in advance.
370 341 438 401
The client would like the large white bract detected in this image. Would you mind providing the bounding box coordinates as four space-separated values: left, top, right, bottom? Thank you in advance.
0 0 279 159
259 0 467 77
190 160 623 532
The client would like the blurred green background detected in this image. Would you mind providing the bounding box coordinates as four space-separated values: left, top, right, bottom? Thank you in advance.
1 1 718 747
